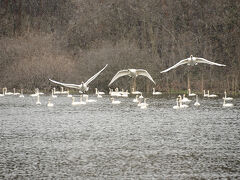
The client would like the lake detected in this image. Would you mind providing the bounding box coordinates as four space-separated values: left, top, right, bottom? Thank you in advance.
0 94 239 179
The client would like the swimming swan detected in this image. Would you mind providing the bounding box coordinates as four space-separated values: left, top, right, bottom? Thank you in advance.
223 99 233 107
208 90 218 98
47 99 54 107
133 95 139 103
161 55 226 73
153 88 162 95
188 88 196 96
173 98 180 109
223 91 233 101
13 88 20 95
19 89 24 98
111 98 121 104
194 95 200 106
49 64 108 93
108 69 156 86
52 89 57 98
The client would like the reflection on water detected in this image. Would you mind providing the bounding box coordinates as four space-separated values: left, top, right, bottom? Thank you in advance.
0 95 239 179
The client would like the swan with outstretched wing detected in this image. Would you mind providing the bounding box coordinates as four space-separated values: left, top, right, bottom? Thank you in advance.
161 55 226 73
49 64 108 93
108 69 155 86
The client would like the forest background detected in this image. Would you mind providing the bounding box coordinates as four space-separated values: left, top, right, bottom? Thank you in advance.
0 0 239 94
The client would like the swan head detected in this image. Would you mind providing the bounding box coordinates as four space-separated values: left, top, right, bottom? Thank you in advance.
190 55 193 59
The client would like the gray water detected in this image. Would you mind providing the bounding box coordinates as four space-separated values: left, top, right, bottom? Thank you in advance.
0 95 239 179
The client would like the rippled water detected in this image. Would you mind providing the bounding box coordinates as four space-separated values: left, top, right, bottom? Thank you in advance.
0 94 239 179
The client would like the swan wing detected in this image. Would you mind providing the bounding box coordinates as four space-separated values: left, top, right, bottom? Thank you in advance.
196 58 226 66
85 64 108 86
161 59 188 73
49 79 80 89
136 69 156 84
108 70 129 86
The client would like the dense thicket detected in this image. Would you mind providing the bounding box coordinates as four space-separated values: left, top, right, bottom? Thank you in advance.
0 0 239 93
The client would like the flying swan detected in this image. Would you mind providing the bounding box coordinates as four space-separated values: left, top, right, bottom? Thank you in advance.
161 55 226 73
108 69 156 86
49 64 108 93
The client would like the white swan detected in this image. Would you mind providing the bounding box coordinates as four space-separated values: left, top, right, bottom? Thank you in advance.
47 99 54 107
4 87 13 95
173 98 180 109
178 95 189 108
223 91 233 101
67 91 72 98
60 87 68 94
203 90 209 97
161 55 226 73
188 88 196 96
111 98 121 104
36 95 41 105
138 98 149 108
133 95 139 103
95 88 105 95
139 92 144 99
208 90 218 98
121 90 129 97
51 89 57 98
49 64 108 93
131 88 142 95
108 69 156 86
223 99 233 107
153 88 162 95
30 89 39 97
194 95 200 106
182 94 191 103
13 88 20 95
53 87 61 95
97 93 102 98
19 89 24 98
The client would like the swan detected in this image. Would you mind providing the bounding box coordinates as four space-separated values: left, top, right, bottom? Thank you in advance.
121 90 129 97
47 99 54 107
188 88 196 96
0 88 5 96
79 95 86 105
85 95 97 102
66 91 72 98
153 88 162 95
51 89 57 98
194 95 200 106
173 98 180 109
19 89 24 98
36 95 41 105
223 91 233 100
138 98 149 107
36 88 44 95
133 95 139 103
30 89 39 97
13 88 20 95
111 98 121 104
203 90 209 97
178 95 189 108
60 87 68 94
71 97 81 105
108 69 156 86
53 87 61 95
110 88 122 97
208 90 218 98
223 99 233 107
97 93 102 98
95 88 105 95
161 55 226 73
49 64 108 93
4 87 13 95
139 92 144 99
131 88 142 95
182 94 191 103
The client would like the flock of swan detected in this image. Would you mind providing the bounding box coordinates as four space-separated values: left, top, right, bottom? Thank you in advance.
0 55 235 109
